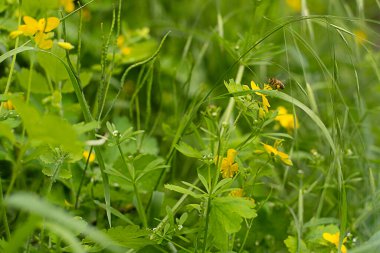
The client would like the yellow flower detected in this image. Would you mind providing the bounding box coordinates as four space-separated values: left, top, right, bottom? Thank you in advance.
1 100 14 110
83 150 95 163
10 16 60 50
353 29 367 44
58 41 75 50
60 0 75 13
220 149 239 178
121 46 132 55
230 188 244 197
323 232 347 253
117 35 125 48
251 80 271 112
262 142 293 166
275 106 299 131
34 32 55 50
286 0 301 12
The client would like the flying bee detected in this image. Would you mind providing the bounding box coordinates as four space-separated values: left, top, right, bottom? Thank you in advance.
268 78 285 90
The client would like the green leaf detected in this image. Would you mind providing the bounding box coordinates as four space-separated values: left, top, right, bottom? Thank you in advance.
17 68 51 94
209 196 256 250
164 184 202 199
42 166 72 180
0 45 34 64
0 122 15 143
210 196 256 234
11 96 83 159
175 141 203 159
284 236 310 253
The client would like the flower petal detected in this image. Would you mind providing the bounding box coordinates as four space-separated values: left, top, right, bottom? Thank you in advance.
58 41 75 50
45 17 60 32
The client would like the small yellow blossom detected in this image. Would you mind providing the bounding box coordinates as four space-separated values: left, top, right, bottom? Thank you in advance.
220 149 239 178
83 150 95 163
10 16 60 50
117 35 125 48
353 29 367 44
323 232 347 253
121 46 132 55
230 188 244 197
286 0 301 12
251 81 271 112
275 106 299 131
1 100 14 110
60 0 75 13
58 41 75 50
262 142 293 166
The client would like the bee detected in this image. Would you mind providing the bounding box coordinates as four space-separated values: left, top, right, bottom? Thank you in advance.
268 78 285 90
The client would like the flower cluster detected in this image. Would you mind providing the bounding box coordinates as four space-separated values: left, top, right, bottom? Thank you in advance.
242 80 273 119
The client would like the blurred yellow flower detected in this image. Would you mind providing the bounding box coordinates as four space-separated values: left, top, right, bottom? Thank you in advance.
230 188 244 197
1 100 14 110
275 106 299 131
10 16 60 50
353 29 367 44
83 150 95 163
323 232 347 253
58 41 75 50
220 149 239 178
250 80 271 112
262 142 293 166
121 46 132 55
60 0 75 13
286 0 301 12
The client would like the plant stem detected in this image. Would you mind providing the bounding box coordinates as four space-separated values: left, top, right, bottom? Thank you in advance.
75 147 93 209
0 178 11 240
116 143 147 228
202 195 212 253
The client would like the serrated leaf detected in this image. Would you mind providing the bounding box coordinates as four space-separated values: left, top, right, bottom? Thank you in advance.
42 166 72 180
210 196 256 234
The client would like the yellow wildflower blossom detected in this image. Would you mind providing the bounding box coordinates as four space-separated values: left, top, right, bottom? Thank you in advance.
10 16 60 50
117 35 125 48
230 188 244 197
58 41 75 50
83 150 95 163
275 106 299 131
323 232 347 253
121 46 132 56
262 142 293 166
1 100 14 110
60 0 75 13
353 29 367 44
286 0 301 12
220 149 239 178
250 80 271 112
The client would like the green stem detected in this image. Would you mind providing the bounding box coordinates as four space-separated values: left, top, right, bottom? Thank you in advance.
75 147 93 209
116 143 147 227
0 178 11 240
202 195 212 253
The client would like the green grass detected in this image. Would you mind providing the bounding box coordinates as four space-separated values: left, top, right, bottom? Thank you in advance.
1 0 380 252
